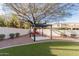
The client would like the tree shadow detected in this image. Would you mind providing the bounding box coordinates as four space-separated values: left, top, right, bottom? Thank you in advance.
51 48 79 51
29 41 79 56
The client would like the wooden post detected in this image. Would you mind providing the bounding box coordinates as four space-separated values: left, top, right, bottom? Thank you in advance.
33 27 36 42
29 26 31 37
50 25 52 40
42 27 43 36
33 34 36 42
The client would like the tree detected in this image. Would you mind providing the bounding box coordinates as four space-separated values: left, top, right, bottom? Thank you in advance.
0 16 6 27
9 14 31 28
19 21 29 29
4 20 10 27
9 14 20 28
5 3 79 24
5 3 79 41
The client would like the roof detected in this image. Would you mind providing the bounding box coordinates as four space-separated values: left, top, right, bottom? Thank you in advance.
32 24 52 27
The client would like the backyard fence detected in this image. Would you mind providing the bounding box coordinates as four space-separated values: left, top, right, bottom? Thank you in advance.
0 27 30 39
37 29 79 37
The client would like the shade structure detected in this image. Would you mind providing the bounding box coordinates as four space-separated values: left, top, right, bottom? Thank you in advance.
32 24 52 28
30 24 52 42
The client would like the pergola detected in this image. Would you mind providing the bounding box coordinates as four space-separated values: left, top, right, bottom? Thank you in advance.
30 24 52 42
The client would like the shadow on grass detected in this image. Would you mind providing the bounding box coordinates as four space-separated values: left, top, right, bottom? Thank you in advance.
51 48 79 51
0 43 57 56
0 41 79 56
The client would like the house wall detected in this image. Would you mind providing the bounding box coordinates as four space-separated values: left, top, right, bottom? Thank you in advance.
52 23 79 28
0 27 30 39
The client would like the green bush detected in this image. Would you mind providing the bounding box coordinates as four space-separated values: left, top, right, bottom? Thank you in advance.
9 33 15 39
71 34 76 38
15 33 20 37
0 34 5 41
61 33 67 37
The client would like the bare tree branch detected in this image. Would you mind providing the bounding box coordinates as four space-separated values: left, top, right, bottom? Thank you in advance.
5 3 79 24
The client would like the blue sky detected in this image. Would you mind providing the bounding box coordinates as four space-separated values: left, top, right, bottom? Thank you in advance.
0 3 5 15
0 3 79 23
61 10 79 23
0 3 11 15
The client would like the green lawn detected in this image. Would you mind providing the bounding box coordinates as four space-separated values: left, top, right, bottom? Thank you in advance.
0 41 79 56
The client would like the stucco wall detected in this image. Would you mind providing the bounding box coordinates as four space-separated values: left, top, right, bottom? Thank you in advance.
37 29 79 37
0 27 30 39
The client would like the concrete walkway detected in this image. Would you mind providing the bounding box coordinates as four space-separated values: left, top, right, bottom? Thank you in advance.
0 34 79 49
0 35 33 49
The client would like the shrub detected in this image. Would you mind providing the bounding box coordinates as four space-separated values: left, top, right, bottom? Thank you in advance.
0 34 5 41
15 33 20 37
71 34 76 38
61 33 67 37
9 33 15 39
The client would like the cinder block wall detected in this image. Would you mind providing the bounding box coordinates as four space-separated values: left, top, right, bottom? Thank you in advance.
0 27 30 39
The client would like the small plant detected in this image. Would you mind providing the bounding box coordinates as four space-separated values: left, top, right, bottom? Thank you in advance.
61 33 67 37
9 33 15 39
15 33 20 37
0 34 5 41
71 34 76 38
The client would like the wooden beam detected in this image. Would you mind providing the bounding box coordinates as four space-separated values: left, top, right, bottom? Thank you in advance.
50 25 52 40
42 27 43 36
29 26 31 37
33 27 36 42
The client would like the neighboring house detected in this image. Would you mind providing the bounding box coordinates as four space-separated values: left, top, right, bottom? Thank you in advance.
50 23 79 30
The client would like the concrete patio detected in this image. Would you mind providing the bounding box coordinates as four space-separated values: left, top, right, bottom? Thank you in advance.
0 35 33 49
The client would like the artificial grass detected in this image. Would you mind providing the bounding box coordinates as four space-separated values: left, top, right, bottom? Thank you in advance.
0 41 79 56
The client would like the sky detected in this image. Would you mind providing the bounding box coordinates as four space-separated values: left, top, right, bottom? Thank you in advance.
0 4 5 15
0 3 79 23
0 3 11 15
61 10 79 23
